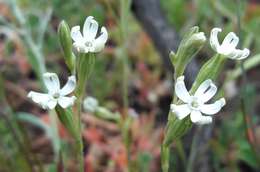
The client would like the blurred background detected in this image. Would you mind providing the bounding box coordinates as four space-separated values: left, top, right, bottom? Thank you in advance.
0 0 260 171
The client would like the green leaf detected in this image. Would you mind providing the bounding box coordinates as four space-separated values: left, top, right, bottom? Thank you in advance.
17 112 60 158
137 152 152 172
237 140 259 169
55 106 78 139
17 112 49 131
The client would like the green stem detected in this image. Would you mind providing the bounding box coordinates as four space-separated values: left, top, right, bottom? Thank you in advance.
119 0 131 110
161 144 170 172
49 111 61 162
119 1 131 170
74 53 95 172
122 55 129 110
186 126 201 172
76 137 84 172
176 140 187 167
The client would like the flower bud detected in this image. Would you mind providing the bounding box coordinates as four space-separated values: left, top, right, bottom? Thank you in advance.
83 96 99 113
84 96 121 122
95 107 121 123
58 20 75 73
190 32 206 45
173 26 206 77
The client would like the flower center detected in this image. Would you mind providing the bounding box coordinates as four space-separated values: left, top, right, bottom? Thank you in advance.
53 92 60 99
191 100 199 108
85 41 92 47
188 97 200 110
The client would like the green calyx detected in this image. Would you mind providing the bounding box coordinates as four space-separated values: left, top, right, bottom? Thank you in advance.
75 53 95 98
55 106 78 139
191 54 226 93
163 113 192 147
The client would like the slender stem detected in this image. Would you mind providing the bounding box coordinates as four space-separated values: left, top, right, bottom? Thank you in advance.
49 111 61 161
74 53 95 172
175 140 187 167
120 0 130 110
119 1 132 171
186 126 201 172
75 97 84 172
75 87 84 172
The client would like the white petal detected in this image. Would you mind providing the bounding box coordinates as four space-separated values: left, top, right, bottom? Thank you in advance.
200 98 226 115
197 81 217 103
93 27 108 52
58 96 76 108
27 91 51 109
220 32 239 54
60 76 76 96
47 99 58 110
197 116 212 124
43 73 60 94
73 42 87 53
194 79 212 97
83 16 98 41
190 110 203 123
228 48 250 60
170 104 191 120
175 76 191 103
71 26 84 43
236 48 250 60
210 28 221 52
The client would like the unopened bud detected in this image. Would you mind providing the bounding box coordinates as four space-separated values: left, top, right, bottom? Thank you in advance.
173 26 206 77
83 96 99 113
58 20 75 73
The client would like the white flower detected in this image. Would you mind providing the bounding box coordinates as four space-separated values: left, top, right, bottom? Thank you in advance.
28 73 77 110
83 96 99 113
71 16 108 53
210 27 250 60
170 76 226 124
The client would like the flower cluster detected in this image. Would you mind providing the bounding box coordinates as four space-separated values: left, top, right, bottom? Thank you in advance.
28 16 108 110
27 17 250 127
169 27 251 125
